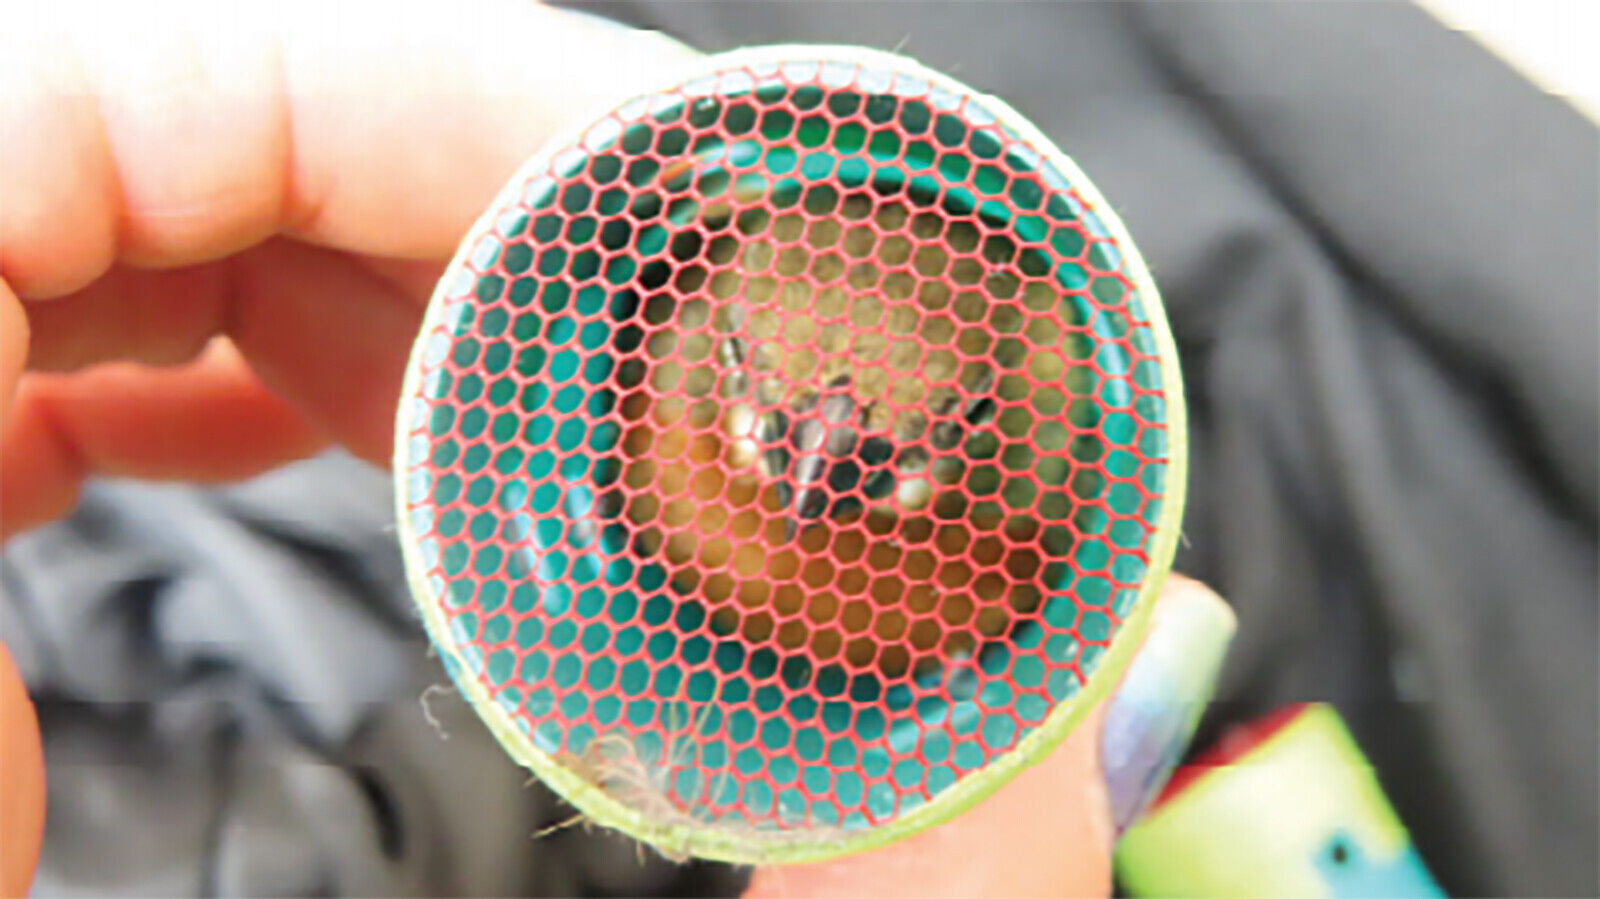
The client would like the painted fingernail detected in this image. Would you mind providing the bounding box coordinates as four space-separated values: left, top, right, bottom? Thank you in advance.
1100 580 1235 834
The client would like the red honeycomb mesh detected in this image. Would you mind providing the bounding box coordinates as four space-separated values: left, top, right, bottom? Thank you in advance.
398 52 1174 847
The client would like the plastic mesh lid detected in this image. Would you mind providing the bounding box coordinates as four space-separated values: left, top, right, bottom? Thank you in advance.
394 45 1186 864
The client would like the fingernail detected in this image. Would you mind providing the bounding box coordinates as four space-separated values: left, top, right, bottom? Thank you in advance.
1100 580 1235 834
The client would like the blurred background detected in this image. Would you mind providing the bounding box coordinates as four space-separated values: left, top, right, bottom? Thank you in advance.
2 1 1594 896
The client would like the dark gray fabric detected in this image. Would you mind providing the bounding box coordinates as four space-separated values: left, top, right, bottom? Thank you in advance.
3 2 1594 896
1 455 747 897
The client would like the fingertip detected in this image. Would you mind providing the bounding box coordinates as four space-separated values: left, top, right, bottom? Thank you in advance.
0 378 87 541
0 49 120 299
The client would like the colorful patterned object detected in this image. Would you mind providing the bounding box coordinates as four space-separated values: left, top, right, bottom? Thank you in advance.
1116 704 1444 897
393 45 1186 863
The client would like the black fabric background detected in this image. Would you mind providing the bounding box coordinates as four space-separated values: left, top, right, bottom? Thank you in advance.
554 1 1600 895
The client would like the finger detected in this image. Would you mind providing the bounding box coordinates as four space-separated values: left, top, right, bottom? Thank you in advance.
0 340 327 539
2 239 419 535
21 245 435 382
0 25 120 301
0 0 697 298
21 261 231 373
1098 577 1237 836
17 238 426 470
224 239 428 464
0 643 44 898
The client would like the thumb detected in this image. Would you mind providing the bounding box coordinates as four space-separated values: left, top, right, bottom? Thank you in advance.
0 266 47 898
0 642 44 898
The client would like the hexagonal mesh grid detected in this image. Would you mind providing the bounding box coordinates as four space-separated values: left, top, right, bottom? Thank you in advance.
396 48 1180 859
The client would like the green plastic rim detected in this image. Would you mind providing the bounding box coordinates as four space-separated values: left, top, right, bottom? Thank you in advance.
393 44 1188 865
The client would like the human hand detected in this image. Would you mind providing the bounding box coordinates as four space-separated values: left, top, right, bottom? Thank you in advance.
0 3 1232 894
